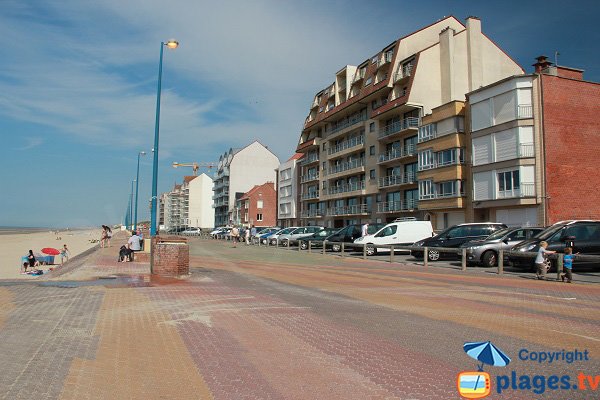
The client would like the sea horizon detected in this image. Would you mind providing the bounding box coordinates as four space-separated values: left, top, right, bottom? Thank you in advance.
0 226 99 235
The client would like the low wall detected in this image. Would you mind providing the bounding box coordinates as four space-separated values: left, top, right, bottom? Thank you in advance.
151 236 189 277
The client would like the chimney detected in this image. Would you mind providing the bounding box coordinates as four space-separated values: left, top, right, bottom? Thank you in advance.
466 16 483 91
533 55 553 73
439 27 456 103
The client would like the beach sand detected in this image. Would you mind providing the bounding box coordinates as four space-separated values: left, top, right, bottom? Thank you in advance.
0 229 103 279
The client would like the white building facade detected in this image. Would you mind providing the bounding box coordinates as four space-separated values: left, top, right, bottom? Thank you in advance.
185 173 215 229
213 141 280 227
277 154 302 227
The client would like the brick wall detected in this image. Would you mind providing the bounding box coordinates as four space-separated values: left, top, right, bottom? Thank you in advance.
542 75 600 223
244 182 277 227
151 236 189 276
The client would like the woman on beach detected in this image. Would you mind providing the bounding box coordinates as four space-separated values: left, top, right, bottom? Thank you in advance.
100 226 108 248
105 226 112 247
60 244 70 265
27 250 37 270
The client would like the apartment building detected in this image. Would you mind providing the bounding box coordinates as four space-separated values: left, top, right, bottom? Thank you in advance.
235 182 277 228
162 183 184 230
277 154 303 227
213 141 280 227
467 56 600 226
296 16 523 228
185 174 215 229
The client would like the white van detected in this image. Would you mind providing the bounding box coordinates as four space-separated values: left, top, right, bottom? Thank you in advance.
354 219 433 256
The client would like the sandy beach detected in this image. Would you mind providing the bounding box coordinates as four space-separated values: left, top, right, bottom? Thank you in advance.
0 228 103 279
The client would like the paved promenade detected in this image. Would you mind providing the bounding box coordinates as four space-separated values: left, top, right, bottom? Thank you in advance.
0 235 598 399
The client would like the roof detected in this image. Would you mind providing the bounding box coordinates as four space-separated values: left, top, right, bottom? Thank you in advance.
239 182 275 200
183 176 197 184
287 153 304 161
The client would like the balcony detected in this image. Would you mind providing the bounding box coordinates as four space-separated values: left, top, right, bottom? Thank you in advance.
377 199 418 213
418 157 464 171
327 204 369 216
518 143 535 158
376 52 393 68
394 64 413 83
298 153 319 165
420 191 465 200
212 199 229 208
518 104 533 119
300 172 319 183
329 159 364 175
330 113 367 135
214 167 229 179
328 181 365 195
328 135 364 156
378 117 420 141
378 172 416 189
300 209 325 218
378 144 416 164
497 182 535 199
301 191 319 200
352 69 365 85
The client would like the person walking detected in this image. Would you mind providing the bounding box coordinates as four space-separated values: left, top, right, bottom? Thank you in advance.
250 225 257 244
535 241 556 280
231 226 240 248
100 226 108 248
561 247 577 283
361 222 369 237
105 226 112 247
60 244 70 265
245 226 250 245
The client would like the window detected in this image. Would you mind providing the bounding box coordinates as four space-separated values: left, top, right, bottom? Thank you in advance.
377 225 397 237
439 181 455 196
370 145 375 156
419 149 434 170
257 200 263 209
369 122 375 132
365 76 373 86
322 143 326 151
419 180 435 199
498 170 520 192
256 214 263 221
322 161 326 171
370 169 376 180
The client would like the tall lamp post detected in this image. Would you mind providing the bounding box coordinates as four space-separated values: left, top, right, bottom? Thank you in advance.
134 151 146 232
150 39 179 237
130 179 136 230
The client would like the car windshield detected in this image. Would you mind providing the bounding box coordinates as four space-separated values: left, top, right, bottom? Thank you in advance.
485 228 512 241
536 223 569 240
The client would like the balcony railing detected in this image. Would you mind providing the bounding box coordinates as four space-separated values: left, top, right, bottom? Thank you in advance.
299 153 319 165
394 64 413 82
212 199 230 208
328 135 364 155
300 172 319 183
301 191 319 200
377 199 418 212
418 158 464 171
378 172 416 188
330 113 367 135
352 69 365 84
497 182 535 199
328 181 365 195
518 104 533 119
518 143 535 158
329 159 364 175
378 117 420 139
378 144 416 163
327 204 369 216
214 167 229 179
300 209 325 218
420 191 465 200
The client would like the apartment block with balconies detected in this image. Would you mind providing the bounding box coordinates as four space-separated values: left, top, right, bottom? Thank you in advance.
296 16 524 228
416 101 469 230
467 74 541 226
277 154 303 227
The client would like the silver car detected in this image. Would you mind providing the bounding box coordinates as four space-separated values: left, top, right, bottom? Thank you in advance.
461 227 544 267
280 226 324 246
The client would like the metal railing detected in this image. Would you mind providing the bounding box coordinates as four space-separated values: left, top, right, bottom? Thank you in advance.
299 153 319 165
377 199 418 212
327 204 369 216
378 172 416 188
518 104 533 118
328 135 364 155
300 209 325 218
300 172 319 183
378 117 420 139
328 181 365 195
394 64 413 82
519 143 535 157
329 159 364 175
378 144 416 163
301 191 319 200
330 113 367 135
497 182 535 199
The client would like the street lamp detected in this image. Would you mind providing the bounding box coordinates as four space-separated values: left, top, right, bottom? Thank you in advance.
134 151 146 232
150 39 179 237
130 179 136 230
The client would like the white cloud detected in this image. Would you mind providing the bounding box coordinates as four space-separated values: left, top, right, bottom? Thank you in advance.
17 136 44 151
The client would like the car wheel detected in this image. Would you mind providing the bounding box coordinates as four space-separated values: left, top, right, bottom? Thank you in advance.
482 251 497 268
300 241 308 250
366 244 376 256
427 249 440 261
332 244 341 252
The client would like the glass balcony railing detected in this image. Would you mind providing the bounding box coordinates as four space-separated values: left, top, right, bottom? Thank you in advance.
301 191 319 200
300 172 319 183
327 204 369 216
378 117 420 139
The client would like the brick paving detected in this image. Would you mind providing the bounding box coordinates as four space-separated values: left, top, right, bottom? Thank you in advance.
0 234 597 399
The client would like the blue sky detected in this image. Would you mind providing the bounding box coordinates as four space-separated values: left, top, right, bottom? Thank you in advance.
0 0 598 228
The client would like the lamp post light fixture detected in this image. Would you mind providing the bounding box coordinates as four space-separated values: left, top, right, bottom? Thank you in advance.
134 151 146 232
150 39 179 237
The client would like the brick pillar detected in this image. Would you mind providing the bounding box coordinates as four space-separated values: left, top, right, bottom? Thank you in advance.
151 236 189 277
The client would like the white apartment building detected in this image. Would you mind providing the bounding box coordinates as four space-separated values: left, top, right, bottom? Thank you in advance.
296 16 524 228
277 154 302 227
162 183 185 231
184 173 215 229
468 75 541 227
213 141 280 227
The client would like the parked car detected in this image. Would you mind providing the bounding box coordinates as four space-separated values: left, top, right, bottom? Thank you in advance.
326 223 385 252
354 220 434 256
209 227 224 235
267 227 299 245
211 227 231 238
280 226 324 246
411 223 508 261
461 227 544 267
181 227 202 236
509 220 600 270
167 226 188 234
298 228 341 250
256 227 281 244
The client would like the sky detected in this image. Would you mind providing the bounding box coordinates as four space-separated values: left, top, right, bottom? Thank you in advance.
0 0 598 228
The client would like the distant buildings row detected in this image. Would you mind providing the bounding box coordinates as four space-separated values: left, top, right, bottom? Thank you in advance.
159 16 600 231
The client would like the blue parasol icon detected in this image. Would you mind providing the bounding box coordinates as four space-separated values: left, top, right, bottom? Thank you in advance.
463 341 511 371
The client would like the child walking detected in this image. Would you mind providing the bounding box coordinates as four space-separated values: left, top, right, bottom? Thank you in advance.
561 247 576 283
535 241 556 280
